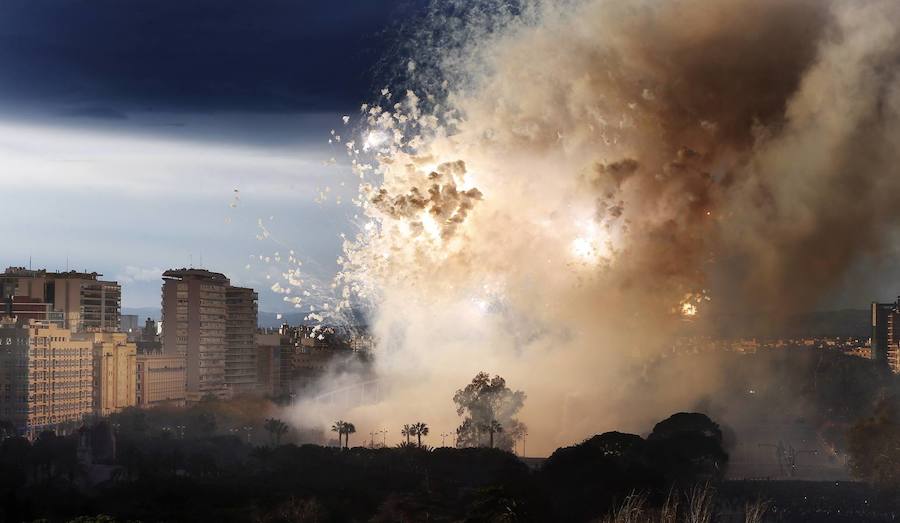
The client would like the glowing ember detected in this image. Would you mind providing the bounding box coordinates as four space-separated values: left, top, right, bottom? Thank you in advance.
681 301 698 317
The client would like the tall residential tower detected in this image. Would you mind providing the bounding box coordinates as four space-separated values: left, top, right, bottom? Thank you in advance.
161 269 257 402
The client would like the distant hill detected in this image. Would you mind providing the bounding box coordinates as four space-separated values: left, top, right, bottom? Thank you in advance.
705 308 871 339
121 307 160 322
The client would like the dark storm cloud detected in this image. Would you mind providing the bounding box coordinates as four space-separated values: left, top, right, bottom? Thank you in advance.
0 0 425 114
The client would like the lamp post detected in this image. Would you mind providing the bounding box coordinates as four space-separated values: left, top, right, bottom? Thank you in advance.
382 429 388 447
440 432 450 447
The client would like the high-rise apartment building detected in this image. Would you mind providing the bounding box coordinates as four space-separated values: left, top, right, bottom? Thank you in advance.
871 299 900 373
136 353 186 408
162 269 228 401
0 317 93 438
88 332 137 416
1 268 121 332
161 269 257 402
225 286 258 395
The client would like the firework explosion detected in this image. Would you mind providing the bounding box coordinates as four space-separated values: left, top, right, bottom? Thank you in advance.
285 0 900 454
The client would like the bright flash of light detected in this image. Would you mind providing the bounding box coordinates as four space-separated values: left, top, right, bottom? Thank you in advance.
421 212 442 241
678 291 709 318
570 237 596 262
681 301 698 317
569 219 612 265
363 130 389 151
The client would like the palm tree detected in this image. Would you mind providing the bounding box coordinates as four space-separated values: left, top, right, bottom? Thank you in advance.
413 422 429 448
264 418 289 446
331 420 346 449
481 420 503 448
344 422 356 449
401 424 413 445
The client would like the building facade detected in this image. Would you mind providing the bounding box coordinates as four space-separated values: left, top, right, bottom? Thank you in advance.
162 268 229 401
136 353 186 408
161 269 257 402
89 332 137 416
871 300 900 373
1 267 121 332
256 333 284 397
7 296 64 326
225 286 258 395
0 318 93 438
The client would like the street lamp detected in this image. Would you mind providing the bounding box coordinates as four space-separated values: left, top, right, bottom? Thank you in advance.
440 432 450 447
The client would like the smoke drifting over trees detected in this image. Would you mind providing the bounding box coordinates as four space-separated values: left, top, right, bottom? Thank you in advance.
289 0 900 454
453 372 526 451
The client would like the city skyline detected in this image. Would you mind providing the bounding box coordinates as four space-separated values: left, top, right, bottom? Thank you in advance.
0 0 422 312
4 0 900 314
3 0 900 520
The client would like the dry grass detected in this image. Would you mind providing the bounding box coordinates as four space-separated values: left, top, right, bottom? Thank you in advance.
601 492 649 523
743 498 772 523
686 484 716 523
658 487 680 523
602 484 771 523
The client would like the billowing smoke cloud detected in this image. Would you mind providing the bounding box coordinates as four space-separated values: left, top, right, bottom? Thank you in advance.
288 0 900 455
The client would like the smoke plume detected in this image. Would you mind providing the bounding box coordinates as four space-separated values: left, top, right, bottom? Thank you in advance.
288 0 900 455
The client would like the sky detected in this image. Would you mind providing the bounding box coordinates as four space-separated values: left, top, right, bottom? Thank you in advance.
3 0 899 315
0 0 424 311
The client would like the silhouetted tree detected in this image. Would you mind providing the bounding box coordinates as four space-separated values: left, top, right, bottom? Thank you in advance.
847 396 900 491
647 412 728 484
453 372 526 451
331 421 346 449
648 412 723 444
344 422 356 448
0 419 15 440
401 424 413 445
412 422 429 447
264 418 289 446
480 420 503 448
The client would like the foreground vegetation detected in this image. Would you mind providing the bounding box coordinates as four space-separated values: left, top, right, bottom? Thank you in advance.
0 409 895 522
2 348 899 522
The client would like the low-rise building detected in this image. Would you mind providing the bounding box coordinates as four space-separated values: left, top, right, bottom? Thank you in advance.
136 353 186 408
256 333 284 397
87 332 137 416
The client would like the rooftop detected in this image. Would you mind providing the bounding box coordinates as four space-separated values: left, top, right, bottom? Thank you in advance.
162 268 229 282
4 267 104 280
